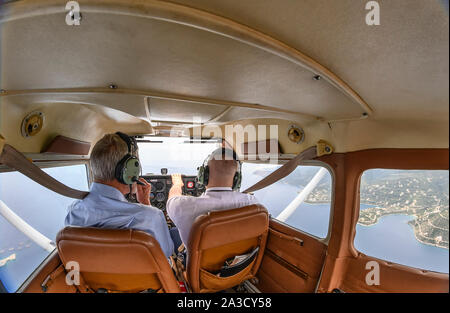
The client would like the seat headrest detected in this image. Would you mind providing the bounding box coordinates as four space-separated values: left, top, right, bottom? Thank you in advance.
55 227 180 292
188 204 269 251
56 227 167 274
57 226 157 248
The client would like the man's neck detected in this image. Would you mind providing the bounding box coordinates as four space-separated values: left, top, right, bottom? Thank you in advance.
206 182 233 189
94 179 129 195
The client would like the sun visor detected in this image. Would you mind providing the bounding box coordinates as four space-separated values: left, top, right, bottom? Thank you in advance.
42 135 91 155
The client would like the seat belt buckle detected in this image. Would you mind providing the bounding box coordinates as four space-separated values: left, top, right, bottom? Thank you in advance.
316 140 333 157
177 243 185 254
41 264 65 292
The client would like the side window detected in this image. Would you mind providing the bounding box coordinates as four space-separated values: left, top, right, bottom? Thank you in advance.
0 164 89 292
355 169 449 273
240 163 332 238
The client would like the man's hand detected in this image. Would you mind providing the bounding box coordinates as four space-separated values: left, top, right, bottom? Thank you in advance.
136 177 151 205
171 174 184 187
168 174 184 200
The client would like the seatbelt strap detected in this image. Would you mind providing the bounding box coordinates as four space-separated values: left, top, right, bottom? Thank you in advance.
41 263 92 293
178 243 186 253
243 140 333 194
41 264 65 292
0 143 89 199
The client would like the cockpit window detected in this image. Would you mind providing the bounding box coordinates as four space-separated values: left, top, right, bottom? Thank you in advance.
240 163 333 239
0 164 88 292
355 169 449 273
137 137 221 175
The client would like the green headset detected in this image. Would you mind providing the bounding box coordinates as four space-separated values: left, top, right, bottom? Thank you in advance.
197 148 242 191
114 132 141 185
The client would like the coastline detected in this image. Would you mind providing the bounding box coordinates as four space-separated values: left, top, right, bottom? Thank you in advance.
304 200 449 250
356 205 449 249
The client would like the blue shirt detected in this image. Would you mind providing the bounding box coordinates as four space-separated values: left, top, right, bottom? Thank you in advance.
65 182 173 257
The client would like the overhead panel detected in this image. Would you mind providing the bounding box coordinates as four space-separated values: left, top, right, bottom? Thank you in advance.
147 97 226 123
1 0 368 122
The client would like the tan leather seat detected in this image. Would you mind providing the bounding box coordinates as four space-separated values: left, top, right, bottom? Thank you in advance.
186 204 269 293
56 227 180 293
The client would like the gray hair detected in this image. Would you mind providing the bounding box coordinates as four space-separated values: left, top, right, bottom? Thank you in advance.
90 133 129 181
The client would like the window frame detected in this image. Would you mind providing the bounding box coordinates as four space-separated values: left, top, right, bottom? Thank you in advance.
0 157 90 293
241 158 335 244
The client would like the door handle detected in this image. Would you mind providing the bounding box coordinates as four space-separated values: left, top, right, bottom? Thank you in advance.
269 228 304 246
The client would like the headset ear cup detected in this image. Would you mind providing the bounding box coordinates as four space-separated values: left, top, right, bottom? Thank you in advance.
232 171 242 190
115 155 140 185
115 154 130 184
232 162 242 190
123 157 141 185
197 164 209 187
203 166 209 186
197 166 204 185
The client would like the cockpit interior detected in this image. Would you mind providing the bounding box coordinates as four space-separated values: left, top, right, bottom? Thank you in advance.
0 0 448 297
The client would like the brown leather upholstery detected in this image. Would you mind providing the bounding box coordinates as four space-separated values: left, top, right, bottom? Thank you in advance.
56 227 180 293
186 204 269 293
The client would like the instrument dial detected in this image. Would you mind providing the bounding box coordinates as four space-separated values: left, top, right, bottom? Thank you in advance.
155 192 165 202
155 182 164 191
186 181 195 189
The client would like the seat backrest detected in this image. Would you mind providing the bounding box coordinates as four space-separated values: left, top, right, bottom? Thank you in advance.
56 227 180 293
186 204 269 293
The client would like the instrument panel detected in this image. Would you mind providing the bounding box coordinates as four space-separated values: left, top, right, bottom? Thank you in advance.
142 175 205 211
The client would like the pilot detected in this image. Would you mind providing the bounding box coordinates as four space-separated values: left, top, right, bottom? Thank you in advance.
64 132 174 258
166 147 259 250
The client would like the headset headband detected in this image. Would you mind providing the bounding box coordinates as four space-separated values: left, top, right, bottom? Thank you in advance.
206 147 240 164
116 132 138 156
197 147 242 190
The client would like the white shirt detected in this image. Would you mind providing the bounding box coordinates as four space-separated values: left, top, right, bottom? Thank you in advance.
166 187 259 247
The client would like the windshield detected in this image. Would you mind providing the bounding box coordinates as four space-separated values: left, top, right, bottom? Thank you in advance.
137 137 221 175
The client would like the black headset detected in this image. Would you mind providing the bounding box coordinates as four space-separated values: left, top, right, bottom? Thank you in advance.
197 148 242 191
114 132 141 185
